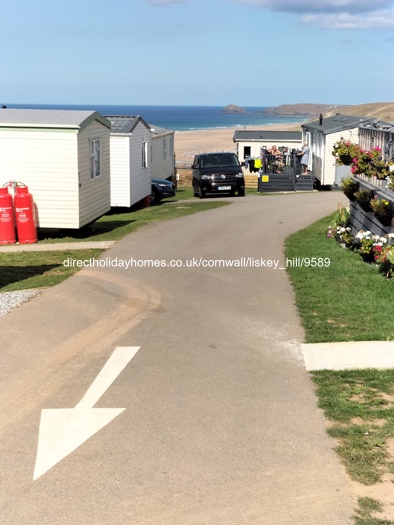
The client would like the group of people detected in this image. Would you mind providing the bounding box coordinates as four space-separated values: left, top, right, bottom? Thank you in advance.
264 143 310 175
244 143 310 175
265 145 286 173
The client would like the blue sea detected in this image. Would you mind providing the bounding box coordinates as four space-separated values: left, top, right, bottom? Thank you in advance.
4 104 306 132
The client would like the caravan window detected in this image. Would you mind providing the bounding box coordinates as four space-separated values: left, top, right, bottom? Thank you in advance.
90 139 101 179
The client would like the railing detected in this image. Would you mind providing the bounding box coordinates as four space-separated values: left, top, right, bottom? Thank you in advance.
355 173 394 198
255 152 314 192
244 153 302 176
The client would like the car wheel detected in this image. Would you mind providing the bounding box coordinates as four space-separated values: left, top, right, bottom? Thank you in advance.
192 178 199 197
150 187 160 204
199 187 206 199
238 189 245 197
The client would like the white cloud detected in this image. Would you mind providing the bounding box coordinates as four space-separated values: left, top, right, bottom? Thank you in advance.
237 0 392 13
236 0 394 28
302 9 394 28
148 0 185 4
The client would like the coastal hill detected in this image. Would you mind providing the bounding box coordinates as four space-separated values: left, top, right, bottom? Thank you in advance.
260 103 342 117
324 102 394 121
222 102 394 121
222 103 341 116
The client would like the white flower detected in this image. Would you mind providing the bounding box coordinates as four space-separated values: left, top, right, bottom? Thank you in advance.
355 230 372 240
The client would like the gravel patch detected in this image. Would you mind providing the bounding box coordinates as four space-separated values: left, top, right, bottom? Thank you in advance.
0 289 42 317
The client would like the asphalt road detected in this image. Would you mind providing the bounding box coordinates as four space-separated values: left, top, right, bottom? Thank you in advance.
0 193 354 524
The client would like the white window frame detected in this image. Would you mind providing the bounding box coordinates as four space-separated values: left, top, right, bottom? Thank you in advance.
90 138 101 179
142 141 148 168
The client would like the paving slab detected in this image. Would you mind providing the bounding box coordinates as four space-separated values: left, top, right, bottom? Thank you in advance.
301 341 394 370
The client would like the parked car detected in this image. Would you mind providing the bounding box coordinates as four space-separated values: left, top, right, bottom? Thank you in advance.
192 152 245 198
150 178 176 204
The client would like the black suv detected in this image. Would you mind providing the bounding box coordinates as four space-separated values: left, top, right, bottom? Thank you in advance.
192 152 245 198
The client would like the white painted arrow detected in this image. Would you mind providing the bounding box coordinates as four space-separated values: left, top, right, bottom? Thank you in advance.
33 346 140 481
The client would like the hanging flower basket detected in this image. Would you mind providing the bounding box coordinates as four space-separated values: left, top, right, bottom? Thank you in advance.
339 154 353 166
332 140 361 165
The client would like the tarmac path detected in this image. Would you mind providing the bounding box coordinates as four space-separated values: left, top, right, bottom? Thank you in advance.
0 192 354 524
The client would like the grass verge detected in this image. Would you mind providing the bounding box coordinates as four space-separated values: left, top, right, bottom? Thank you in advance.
0 249 104 292
166 186 195 200
285 212 394 521
37 200 229 243
311 369 394 485
285 213 394 343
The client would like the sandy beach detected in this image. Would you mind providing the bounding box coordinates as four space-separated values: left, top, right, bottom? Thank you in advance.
174 122 303 165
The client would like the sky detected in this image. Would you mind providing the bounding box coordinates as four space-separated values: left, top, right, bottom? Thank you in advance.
2 0 394 107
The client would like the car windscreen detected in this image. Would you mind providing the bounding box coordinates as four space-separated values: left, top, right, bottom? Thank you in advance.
200 154 239 168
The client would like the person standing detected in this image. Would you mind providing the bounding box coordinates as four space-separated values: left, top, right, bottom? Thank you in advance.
298 143 310 174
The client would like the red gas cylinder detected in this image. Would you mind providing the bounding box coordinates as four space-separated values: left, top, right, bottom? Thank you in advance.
0 187 16 244
14 186 37 244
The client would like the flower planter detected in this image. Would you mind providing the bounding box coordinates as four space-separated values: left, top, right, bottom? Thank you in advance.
355 195 372 211
375 213 393 227
339 154 353 165
354 187 373 211
360 252 374 263
358 201 372 212
343 190 357 201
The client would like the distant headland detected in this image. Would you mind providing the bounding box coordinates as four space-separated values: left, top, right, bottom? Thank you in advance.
222 104 247 114
222 102 394 121
222 103 343 117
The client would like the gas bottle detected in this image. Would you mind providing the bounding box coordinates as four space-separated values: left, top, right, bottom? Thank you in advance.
0 187 16 244
14 186 37 244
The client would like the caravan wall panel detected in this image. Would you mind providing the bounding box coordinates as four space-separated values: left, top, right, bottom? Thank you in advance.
78 120 111 227
128 122 152 207
0 128 79 228
109 135 131 207
151 134 175 181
